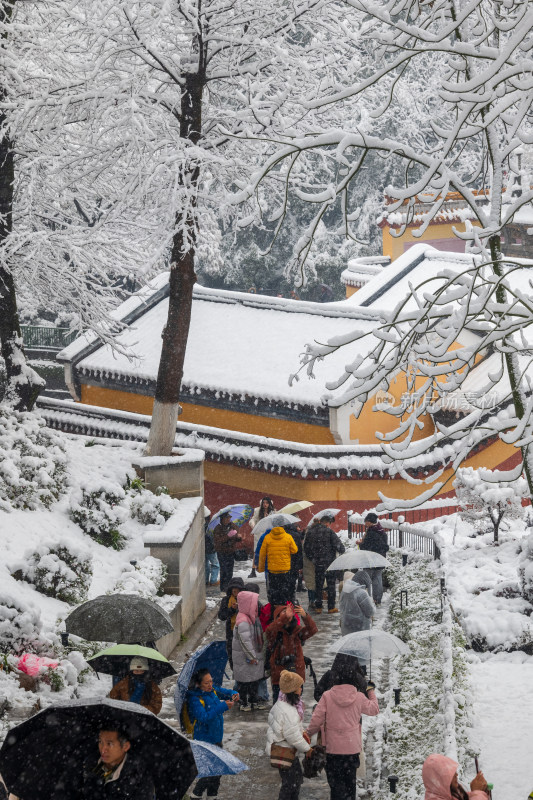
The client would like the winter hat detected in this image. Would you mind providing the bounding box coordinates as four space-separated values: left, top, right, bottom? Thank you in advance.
343 571 355 582
279 670 304 694
130 657 149 671
364 512 378 523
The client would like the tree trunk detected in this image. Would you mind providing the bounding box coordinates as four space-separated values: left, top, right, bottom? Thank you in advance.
0 1 43 410
489 234 533 501
144 72 204 456
0 126 43 410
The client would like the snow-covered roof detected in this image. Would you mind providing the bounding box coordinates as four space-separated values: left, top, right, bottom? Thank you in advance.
60 281 385 409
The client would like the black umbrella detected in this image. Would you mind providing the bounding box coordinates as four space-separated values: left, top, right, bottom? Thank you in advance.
0 697 197 800
65 594 174 642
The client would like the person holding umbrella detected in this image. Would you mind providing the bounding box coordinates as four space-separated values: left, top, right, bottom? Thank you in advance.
305 674 379 800
303 514 345 614
109 656 162 715
339 571 376 637
213 511 244 592
357 513 389 605
187 668 238 800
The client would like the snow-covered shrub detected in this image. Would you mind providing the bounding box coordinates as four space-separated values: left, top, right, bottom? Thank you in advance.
454 467 527 543
129 488 177 525
70 482 128 550
113 556 167 598
519 533 533 604
0 593 49 655
0 406 67 511
11 541 93 604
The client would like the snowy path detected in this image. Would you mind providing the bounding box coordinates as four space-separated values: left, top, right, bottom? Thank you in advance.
469 653 533 799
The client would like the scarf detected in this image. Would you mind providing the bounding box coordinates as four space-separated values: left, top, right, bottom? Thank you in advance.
279 691 305 720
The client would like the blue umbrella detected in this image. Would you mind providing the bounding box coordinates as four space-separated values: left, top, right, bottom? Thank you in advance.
174 641 228 720
190 740 248 778
207 504 253 533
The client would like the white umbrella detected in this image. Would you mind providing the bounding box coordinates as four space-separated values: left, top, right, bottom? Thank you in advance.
252 512 300 539
331 629 410 678
309 508 341 523
279 500 314 515
327 551 389 571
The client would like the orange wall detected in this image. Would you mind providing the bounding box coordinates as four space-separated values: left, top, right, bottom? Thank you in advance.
345 285 358 298
80 384 335 445
382 221 482 261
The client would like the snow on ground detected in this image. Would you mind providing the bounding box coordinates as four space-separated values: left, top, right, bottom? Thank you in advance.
468 651 533 799
416 513 533 798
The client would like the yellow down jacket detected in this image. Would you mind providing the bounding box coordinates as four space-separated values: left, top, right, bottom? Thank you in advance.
258 527 298 574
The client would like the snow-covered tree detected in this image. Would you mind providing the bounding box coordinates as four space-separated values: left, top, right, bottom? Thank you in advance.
69 0 367 456
237 0 533 503
454 467 527 544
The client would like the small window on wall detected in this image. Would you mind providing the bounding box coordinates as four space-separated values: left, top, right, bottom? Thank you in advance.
404 238 466 253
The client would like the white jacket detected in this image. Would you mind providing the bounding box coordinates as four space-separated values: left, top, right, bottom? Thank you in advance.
266 699 311 755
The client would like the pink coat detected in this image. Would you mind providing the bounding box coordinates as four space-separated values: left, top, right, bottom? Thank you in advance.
422 754 489 800
306 684 379 754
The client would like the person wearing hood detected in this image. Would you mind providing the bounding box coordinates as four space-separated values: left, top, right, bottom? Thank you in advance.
422 754 489 800
258 525 298 606
357 513 389 605
314 652 368 702
306 672 379 800
339 571 376 637
217 576 245 669
108 657 162 715
266 602 317 703
266 670 312 800
232 590 266 711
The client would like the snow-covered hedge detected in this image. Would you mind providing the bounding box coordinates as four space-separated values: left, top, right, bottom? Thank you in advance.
11 541 93 604
129 487 176 525
0 406 67 511
69 482 128 550
0 593 51 655
374 552 473 798
113 556 167 598
519 532 533 605
69 477 179 548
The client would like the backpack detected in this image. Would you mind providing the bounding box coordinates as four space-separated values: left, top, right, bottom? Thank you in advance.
181 691 220 734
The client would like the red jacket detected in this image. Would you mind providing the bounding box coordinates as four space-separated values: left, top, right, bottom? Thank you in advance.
266 606 317 684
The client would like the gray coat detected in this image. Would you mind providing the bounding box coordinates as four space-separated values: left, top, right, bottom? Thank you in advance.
232 619 264 682
339 579 376 636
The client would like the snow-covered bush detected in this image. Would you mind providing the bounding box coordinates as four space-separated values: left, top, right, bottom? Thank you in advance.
519 533 533 605
69 482 128 550
454 467 527 543
113 556 167 599
11 541 93 604
129 488 177 525
0 593 49 655
0 406 67 511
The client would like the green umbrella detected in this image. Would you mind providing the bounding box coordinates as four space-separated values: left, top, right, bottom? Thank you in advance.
88 644 176 682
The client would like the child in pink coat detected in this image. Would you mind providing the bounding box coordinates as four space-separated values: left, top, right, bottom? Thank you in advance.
422 754 489 800
306 681 379 800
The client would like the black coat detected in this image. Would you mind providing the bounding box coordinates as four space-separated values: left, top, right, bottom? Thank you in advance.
359 524 389 557
217 577 244 666
303 524 345 567
285 524 303 573
55 753 155 800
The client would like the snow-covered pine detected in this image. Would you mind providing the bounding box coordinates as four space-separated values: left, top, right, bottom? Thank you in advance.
0 592 50 655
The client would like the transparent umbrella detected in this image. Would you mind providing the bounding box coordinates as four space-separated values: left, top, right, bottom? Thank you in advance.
252 512 300 539
327 551 389 571
331 630 410 679
309 508 341 524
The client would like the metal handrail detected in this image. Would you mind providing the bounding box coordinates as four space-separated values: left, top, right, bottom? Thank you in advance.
348 515 440 560
21 326 77 349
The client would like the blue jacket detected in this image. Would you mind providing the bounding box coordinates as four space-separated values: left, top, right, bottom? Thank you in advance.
187 685 234 744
